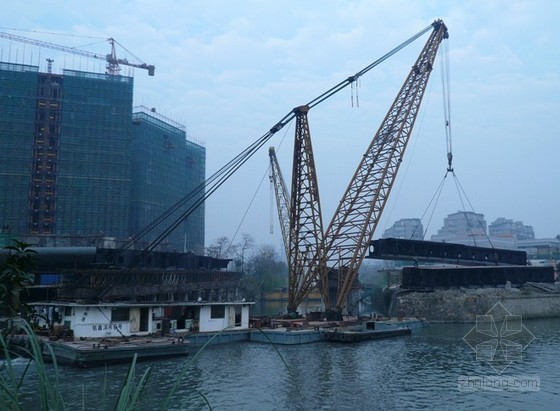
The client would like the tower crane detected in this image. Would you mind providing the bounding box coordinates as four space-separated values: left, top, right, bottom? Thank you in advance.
0 31 155 76
269 20 448 313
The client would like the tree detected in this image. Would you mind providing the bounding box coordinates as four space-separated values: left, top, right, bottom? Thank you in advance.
239 275 261 302
249 244 287 293
232 233 255 274
207 236 233 259
0 241 36 332
206 237 287 299
237 243 287 301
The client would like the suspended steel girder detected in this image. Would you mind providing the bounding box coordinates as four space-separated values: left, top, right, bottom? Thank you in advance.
319 20 449 309
285 105 325 313
368 238 528 266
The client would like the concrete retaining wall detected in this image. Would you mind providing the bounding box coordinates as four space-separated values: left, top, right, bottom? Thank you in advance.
389 285 560 322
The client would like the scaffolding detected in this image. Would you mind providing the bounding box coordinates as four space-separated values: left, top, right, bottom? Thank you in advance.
130 110 205 253
29 72 63 234
0 62 38 234
1 63 205 252
54 69 133 239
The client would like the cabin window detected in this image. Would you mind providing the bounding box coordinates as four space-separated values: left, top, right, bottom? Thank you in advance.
64 307 72 316
210 305 225 319
111 308 129 322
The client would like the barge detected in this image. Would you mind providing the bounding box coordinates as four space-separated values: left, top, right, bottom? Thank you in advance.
40 336 188 368
250 317 425 345
28 300 254 367
321 317 422 343
22 300 426 366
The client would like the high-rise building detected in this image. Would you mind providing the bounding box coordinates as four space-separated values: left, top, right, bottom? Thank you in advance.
130 108 205 253
430 211 487 243
54 69 133 239
382 218 423 240
517 238 560 259
0 62 39 235
0 62 205 252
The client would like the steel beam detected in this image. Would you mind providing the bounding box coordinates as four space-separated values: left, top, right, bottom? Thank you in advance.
368 238 527 266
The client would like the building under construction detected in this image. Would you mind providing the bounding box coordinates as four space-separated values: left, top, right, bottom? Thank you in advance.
0 61 205 253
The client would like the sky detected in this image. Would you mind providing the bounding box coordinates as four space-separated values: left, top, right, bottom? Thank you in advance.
2 0 559 251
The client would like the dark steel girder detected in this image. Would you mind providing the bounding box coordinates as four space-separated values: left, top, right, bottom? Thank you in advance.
368 238 528 266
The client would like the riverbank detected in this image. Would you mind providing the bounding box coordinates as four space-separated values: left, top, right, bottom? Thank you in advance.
390 282 560 322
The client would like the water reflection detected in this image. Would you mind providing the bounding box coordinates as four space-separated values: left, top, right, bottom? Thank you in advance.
12 318 560 410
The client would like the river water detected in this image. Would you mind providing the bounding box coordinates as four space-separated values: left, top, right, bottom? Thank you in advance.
11 317 560 410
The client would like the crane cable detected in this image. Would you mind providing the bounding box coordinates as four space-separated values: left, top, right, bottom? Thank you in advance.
411 41 453 240
227 120 294 254
441 39 493 247
441 39 453 173
417 41 493 247
125 22 439 267
0 26 106 40
269 121 294 235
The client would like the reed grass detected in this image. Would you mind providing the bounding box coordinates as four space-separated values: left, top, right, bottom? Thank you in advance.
0 320 146 411
1 322 302 410
1 320 65 410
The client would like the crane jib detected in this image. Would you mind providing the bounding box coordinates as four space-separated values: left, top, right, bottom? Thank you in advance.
268 20 448 312
0 31 155 76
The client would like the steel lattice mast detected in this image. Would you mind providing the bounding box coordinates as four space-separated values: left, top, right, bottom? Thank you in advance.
269 147 291 260
319 20 449 309
283 105 325 313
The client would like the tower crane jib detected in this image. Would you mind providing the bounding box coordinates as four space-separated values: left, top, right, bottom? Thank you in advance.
0 31 155 76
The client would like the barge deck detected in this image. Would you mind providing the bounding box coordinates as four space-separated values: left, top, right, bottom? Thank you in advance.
20 317 425 367
40 336 189 368
322 327 411 342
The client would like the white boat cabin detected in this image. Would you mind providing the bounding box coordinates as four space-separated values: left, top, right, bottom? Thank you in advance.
31 301 254 338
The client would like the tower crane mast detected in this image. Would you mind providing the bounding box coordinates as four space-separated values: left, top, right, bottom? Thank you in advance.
0 31 155 76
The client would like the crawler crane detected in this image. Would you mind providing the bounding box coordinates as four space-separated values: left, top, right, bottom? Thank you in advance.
270 20 449 313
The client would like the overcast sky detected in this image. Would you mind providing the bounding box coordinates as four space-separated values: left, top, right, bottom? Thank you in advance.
2 0 559 250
